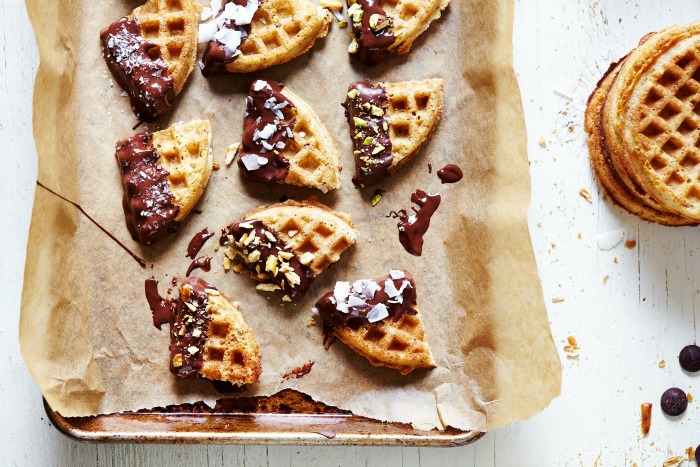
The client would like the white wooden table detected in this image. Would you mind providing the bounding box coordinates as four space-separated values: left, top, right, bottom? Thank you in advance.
2 1 700 465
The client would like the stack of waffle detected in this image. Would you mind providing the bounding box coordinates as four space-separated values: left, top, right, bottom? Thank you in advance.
585 22 700 226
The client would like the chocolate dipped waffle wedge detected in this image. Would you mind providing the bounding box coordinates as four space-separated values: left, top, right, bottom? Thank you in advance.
346 0 450 65
343 79 444 187
116 120 213 245
200 0 332 75
220 199 358 302
315 269 435 375
237 78 341 192
100 0 201 121
170 277 262 385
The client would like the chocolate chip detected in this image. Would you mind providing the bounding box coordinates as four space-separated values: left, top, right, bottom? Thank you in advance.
660 387 688 416
679 344 700 372
696 445 699 466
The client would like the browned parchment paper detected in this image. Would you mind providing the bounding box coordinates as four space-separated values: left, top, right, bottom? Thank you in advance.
19 0 561 431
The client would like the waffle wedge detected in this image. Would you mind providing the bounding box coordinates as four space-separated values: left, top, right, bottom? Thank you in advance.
603 21 700 221
315 269 435 375
116 120 213 245
220 199 358 301
101 0 200 121
344 79 444 187
201 0 332 75
238 78 341 192
170 277 262 385
585 59 696 226
347 0 450 64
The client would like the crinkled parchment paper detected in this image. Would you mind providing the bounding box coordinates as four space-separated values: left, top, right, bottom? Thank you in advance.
19 0 561 431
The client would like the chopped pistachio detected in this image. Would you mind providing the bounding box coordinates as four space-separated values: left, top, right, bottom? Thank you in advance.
382 121 388 131
347 89 360 99
372 144 386 155
338 20 348 28
370 105 384 117
363 136 374 145
348 38 359 54
371 193 382 206
353 117 367 127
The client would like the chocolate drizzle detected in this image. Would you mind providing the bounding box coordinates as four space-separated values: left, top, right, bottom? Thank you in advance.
187 227 215 259
186 257 212 277
116 133 180 245
238 79 296 183
343 82 393 187
201 0 259 76
100 17 175 122
145 278 176 330
437 164 463 184
36 181 146 267
389 190 441 256
170 277 216 378
220 219 315 301
315 270 418 331
348 0 396 65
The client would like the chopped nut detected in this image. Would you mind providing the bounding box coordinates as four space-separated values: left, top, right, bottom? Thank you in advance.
551 296 565 303
178 326 187 336
371 193 382 206
625 239 637 249
248 250 261 263
192 328 202 338
232 263 245 273
368 13 390 32
265 254 278 273
347 89 360 99
299 252 314 265
353 116 367 127
256 283 281 292
282 295 292 302
662 455 685 467
287 230 298 238
688 392 694 402
279 251 293 260
172 354 183 368
687 446 696 461
187 346 199 355
214 243 220 252
567 335 578 347
372 143 386 155
579 188 592 203
307 316 317 327
320 0 343 9
659 360 666 368
338 20 348 28
348 38 359 54
285 271 301 286
212 162 220 170
225 142 241 166
265 231 277 243
370 104 384 117
185 302 197 312
641 402 652 436
538 137 547 148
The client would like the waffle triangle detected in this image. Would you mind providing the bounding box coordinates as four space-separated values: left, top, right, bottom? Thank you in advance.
245 199 357 275
152 120 213 223
385 79 444 174
315 270 436 375
171 277 262 385
134 0 201 94
381 0 450 55
214 0 331 73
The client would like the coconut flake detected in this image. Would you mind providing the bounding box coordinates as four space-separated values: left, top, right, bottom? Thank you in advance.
389 269 405 280
198 21 219 43
596 229 624 251
333 281 350 304
257 156 269 166
238 221 254 229
383 279 400 298
366 303 389 323
240 153 262 171
200 7 213 21
210 0 223 16
347 295 366 308
352 280 365 294
362 281 379 300
258 123 276 140
253 80 269 92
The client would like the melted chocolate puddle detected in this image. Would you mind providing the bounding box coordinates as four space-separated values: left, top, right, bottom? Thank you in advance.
389 190 441 256
186 227 215 259
144 278 176 330
437 164 463 184
186 257 212 277
36 181 146 267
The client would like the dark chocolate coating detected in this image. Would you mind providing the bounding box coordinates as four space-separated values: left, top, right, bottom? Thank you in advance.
660 387 688 416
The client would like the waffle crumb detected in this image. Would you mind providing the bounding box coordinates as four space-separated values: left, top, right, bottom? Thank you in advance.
307 316 317 327
603 275 610 283
538 138 547 148
658 360 665 368
624 239 637 249
687 392 693 402
212 162 220 170
225 143 241 166
579 188 593 203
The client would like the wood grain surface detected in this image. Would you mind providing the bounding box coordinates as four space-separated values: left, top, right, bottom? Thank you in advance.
2 0 699 465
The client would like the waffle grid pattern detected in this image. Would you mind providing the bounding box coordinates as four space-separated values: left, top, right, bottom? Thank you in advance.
637 50 700 203
376 0 450 54
135 0 199 93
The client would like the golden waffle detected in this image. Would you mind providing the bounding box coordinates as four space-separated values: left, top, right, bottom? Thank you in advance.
381 0 450 55
585 59 696 226
224 0 332 73
133 0 201 94
385 78 444 174
199 288 262 385
331 307 435 375
245 199 358 275
279 86 342 192
152 120 213 222
604 22 700 221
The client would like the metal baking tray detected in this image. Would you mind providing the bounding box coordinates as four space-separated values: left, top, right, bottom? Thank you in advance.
45 389 483 446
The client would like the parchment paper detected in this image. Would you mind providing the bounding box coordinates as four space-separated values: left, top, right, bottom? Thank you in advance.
19 0 561 431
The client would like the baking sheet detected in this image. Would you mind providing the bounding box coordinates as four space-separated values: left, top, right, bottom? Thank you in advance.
20 0 561 431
